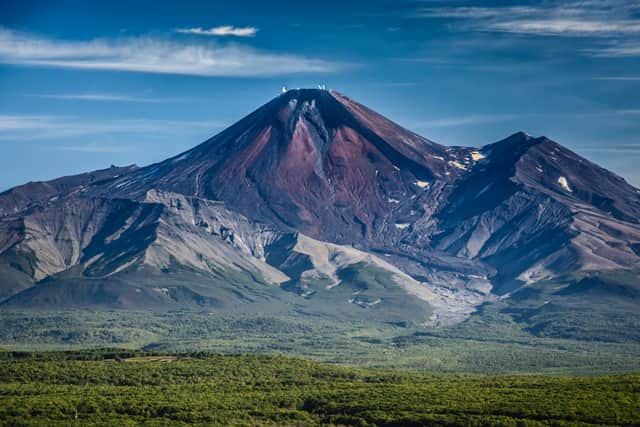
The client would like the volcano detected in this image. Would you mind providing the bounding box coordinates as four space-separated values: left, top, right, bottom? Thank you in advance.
1 89 639 328
99 89 463 241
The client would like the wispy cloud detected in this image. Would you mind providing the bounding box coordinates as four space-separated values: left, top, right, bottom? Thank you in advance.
490 19 640 36
408 114 523 129
405 108 640 129
415 6 537 20
379 82 418 87
0 28 342 77
176 26 258 37
414 1 640 37
579 145 640 153
56 144 130 153
593 76 640 80
586 42 640 57
0 114 228 141
27 93 187 103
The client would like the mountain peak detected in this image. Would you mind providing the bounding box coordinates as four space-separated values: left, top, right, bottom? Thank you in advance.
279 87 336 98
513 130 533 140
490 131 535 147
275 87 338 108
97 89 463 241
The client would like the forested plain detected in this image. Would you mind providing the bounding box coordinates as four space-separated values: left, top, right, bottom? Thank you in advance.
1 351 639 426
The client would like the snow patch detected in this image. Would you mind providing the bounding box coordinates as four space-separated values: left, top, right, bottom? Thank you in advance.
115 179 133 189
449 160 467 170
415 180 430 189
172 152 191 163
557 176 572 192
470 151 486 161
395 223 410 230
387 198 400 204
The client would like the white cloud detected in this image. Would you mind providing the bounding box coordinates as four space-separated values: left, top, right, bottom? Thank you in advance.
414 1 640 37
404 109 640 129
415 6 537 20
56 144 130 153
409 114 522 128
176 26 258 37
579 147 640 153
593 76 640 80
489 19 640 36
379 82 418 87
587 42 640 57
28 93 187 103
0 28 341 77
0 114 228 141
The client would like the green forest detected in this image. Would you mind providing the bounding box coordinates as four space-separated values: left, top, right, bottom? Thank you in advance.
0 351 639 426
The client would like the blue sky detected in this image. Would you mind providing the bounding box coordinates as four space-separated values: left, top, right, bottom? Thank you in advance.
1 0 640 190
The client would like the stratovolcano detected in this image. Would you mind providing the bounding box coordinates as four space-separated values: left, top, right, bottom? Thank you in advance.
1 89 639 327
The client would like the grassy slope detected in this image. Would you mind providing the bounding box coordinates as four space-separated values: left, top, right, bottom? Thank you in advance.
1 270 639 375
2 308 640 376
504 270 640 342
0 352 638 426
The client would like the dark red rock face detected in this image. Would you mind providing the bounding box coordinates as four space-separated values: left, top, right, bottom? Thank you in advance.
114 89 462 243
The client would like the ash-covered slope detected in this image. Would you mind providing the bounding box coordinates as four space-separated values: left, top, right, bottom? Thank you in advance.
434 132 640 293
1 89 639 328
0 187 437 323
0 165 137 218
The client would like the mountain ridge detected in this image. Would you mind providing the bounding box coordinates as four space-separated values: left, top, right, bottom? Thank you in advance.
0 88 638 329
